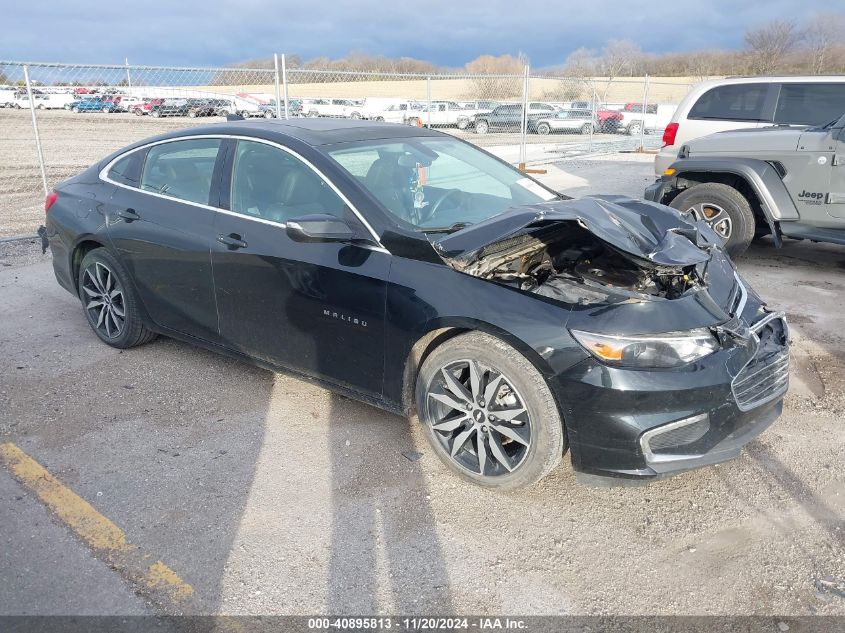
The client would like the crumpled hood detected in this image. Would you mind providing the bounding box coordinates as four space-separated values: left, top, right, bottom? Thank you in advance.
687 126 805 154
431 196 721 270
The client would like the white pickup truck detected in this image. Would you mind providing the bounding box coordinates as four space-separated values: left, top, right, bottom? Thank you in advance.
302 98 364 118
615 103 677 136
406 101 483 128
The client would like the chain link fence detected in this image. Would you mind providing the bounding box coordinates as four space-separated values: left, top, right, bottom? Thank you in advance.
0 57 693 236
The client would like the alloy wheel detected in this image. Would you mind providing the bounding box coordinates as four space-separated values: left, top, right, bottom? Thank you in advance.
685 202 733 240
82 262 126 339
424 359 532 477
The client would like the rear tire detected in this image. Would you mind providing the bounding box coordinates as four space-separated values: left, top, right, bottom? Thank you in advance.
77 248 157 349
580 123 592 134
669 182 756 258
415 331 565 490
475 120 489 134
536 122 550 135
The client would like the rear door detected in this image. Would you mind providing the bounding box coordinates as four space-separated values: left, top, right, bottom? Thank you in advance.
104 137 223 343
210 138 390 396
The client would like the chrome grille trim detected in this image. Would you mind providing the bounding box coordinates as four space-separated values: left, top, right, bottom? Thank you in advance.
731 312 789 412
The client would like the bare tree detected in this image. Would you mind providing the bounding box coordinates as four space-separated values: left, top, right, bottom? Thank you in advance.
802 13 845 74
463 54 523 98
597 39 642 100
745 20 799 74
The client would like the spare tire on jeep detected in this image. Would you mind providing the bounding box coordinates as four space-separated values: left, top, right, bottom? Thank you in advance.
668 183 756 258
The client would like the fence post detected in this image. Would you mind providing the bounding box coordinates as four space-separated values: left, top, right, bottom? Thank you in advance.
124 58 132 92
23 65 48 197
519 65 529 169
281 54 290 120
640 74 650 152
426 76 432 128
589 82 596 153
273 53 283 119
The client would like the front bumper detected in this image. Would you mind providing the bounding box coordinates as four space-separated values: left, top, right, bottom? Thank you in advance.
644 177 670 204
560 312 789 483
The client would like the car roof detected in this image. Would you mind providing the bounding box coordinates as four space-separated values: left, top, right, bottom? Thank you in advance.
164 117 444 146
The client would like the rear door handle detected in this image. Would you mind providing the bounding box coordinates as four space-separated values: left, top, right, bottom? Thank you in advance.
217 233 248 249
117 208 140 222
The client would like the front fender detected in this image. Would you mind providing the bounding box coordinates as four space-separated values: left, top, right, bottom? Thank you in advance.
665 157 800 222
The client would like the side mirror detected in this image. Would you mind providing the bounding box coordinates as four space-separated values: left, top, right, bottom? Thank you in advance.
286 214 355 243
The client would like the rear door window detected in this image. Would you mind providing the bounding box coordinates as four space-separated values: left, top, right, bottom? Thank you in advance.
140 139 221 205
688 84 769 122
774 83 845 126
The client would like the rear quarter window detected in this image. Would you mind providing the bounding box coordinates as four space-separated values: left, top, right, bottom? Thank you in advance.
774 83 845 125
688 84 769 122
107 151 144 187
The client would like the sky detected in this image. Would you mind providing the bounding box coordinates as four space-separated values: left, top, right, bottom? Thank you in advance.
2 0 835 68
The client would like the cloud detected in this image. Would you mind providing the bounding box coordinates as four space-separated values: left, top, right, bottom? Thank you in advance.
2 0 835 67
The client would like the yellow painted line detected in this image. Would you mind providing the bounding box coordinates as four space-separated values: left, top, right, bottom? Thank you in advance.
0 442 194 608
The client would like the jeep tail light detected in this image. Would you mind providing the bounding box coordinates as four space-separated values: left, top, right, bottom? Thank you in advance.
662 122 679 147
45 191 58 213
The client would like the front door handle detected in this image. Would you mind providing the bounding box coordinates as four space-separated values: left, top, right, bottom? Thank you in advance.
117 208 140 222
217 233 248 250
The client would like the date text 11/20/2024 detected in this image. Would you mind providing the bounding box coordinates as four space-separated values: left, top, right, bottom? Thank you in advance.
307 617 527 630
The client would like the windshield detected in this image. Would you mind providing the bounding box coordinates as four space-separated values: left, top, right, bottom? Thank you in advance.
326 137 559 231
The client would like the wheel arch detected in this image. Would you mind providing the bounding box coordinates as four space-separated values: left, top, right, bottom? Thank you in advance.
70 237 109 296
400 318 561 419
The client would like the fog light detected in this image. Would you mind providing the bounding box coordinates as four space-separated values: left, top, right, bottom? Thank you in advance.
663 167 676 176
640 413 710 463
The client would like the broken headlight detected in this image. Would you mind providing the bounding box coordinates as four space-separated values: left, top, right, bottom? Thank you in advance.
570 328 720 368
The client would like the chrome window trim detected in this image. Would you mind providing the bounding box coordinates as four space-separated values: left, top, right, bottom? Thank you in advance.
98 133 386 249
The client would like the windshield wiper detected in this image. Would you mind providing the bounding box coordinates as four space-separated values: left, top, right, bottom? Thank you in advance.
422 222 472 234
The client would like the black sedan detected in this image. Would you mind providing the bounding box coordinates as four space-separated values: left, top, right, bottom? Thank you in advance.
45 119 789 489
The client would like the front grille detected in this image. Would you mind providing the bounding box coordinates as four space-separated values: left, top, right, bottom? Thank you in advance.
732 315 789 411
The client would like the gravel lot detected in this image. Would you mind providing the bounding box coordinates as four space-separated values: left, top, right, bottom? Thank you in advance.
0 149 843 619
0 108 657 237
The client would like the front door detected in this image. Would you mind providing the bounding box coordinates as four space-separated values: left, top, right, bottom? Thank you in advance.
827 122 845 219
104 137 223 343
211 138 390 397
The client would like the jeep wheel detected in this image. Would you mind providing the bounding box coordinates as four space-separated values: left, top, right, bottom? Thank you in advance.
536 122 551 135
669 183 756 257
415 331 565 489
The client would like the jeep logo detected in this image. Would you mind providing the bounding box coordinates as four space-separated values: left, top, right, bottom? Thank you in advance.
797 190 825 202
323 309 367 328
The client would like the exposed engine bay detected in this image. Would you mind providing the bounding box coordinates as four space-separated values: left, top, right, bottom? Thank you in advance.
451 222 706 305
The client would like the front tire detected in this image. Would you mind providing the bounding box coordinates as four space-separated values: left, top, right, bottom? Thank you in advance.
536 122 550 135
580 123 593 134
415 331 565 489
77 248 157 349
669 183 756 257
475 120 489 134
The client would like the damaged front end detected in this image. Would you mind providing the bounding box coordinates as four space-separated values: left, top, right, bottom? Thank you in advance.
431 196 724 307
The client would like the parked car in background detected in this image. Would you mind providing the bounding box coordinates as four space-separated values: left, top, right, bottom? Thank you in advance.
471 103 556 134
302 98 362 118
0 89 16 107
71 97 118 113
258 99 303 118
185 98 215 117
130 98 164 116
532 109 600 135
616 102 676 136
214 98 262 118
655 76 845 176
406 101 484 128
150 98 189 118
646 111 845 256
113 96 143 112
